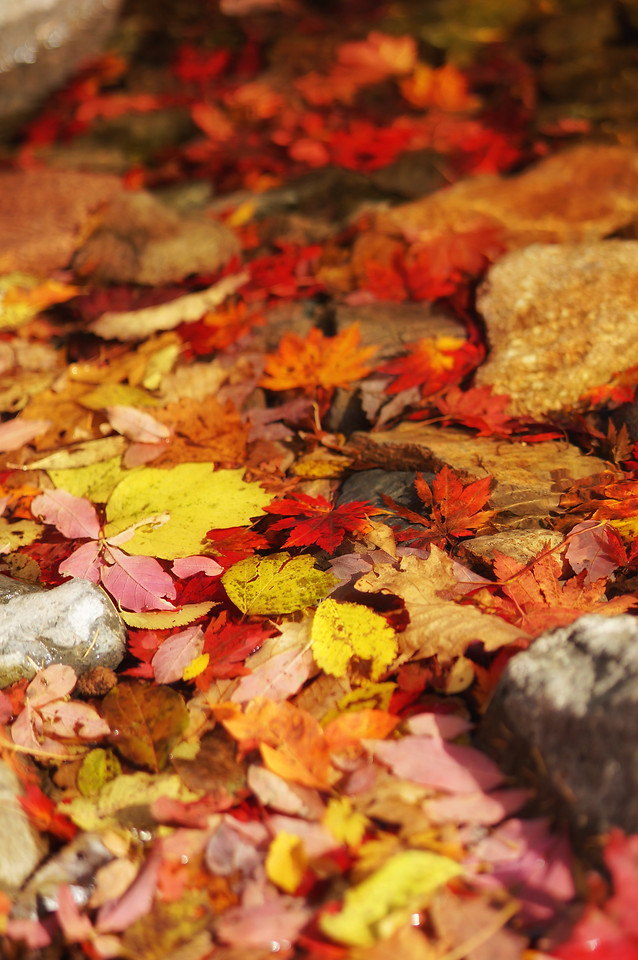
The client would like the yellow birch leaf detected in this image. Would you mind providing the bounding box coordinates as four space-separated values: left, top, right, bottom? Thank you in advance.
104 464 270 559
311 599 397 685
319 849 462 947
266 832 307 894
222 552 338 615
48 456 128 504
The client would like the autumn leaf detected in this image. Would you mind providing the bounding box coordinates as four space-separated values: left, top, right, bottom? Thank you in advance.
311 599 398 684
264 493 381 553
195 611 277 686
101 680 189 772
260 324 376 393
380 336 481 396
103 464 271 559
399 62 479 112
319 849 462 947
431 385 515 437
384 466 494 547
215 698 333 789
475 549 638 636
222 551 338 615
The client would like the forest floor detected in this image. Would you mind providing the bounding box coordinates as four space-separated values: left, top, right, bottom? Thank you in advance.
1 0 638 958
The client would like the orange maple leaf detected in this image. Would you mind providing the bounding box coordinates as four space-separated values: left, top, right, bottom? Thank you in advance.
260 324 376 393
380 337 482 396
473 550 637 637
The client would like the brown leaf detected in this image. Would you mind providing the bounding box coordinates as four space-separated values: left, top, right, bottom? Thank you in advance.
355 548 527 664
101 680 189 773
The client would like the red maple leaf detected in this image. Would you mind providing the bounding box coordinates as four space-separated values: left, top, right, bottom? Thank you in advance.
385 466 494 548
205 527 269 567
402 221 505 301
264 493 381 553
195 612 277 686
19 781 77 842
432 385 515 436
380 339 483 396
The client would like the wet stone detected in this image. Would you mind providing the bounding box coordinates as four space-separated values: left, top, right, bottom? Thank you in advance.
0 759 47 896
0 575 127 688
481 614 638 840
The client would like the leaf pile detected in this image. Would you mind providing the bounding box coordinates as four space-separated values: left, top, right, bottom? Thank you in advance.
1 1 638 959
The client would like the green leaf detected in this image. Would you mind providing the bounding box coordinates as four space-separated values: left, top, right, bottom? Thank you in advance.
222 551 338 615
103 463 270 559
101 681 189 772
319 849 463 947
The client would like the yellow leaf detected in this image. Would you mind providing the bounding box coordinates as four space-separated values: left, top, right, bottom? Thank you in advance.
49 456 128 504
266 832 307 894
319 849 462 947
120 602 215 629
183 653 209 681
222 552 338 615
104 464 270 559
79 383 160 411
311 599 397 684
0 517 43 555
323 797 369 848
0 273 79 330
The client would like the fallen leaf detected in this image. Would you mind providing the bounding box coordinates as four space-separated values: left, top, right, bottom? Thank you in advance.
101 680 189 772
222 551 338 615
260 324 376 393
311 599 398 684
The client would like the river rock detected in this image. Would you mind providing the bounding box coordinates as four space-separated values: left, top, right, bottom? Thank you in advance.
475 241 638 419
0 760 47 896
0 575 127 687
481 614 638 839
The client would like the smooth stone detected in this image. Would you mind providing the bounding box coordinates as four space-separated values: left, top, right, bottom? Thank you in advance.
461 529 564 566
0 759 47 896
336 468 429 532
335 301 466 362
475 241 638 418
481 614 638 839
0 576 127 687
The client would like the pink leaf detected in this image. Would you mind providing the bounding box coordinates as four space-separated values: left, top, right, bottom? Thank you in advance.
152 626 205 684
405 712 473 739
106 405 171 444
31 489 100 540
101 545 176 611
172 556 223 578
216 896 312 948
365 735 505 793
231 646 314 703
564 519 628 583
56 884 95 942
41 700 110 741
26 664 77 707
96 851 162 934
0 418 52 452
59 540 102 582
424 787 531 825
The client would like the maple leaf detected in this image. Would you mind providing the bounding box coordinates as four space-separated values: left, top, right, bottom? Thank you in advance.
473 549 637 636
195 611 277 686
205 526 269 566
401 222 505 301
260 324 376 393
430 385 514 436
380 337 482 397
400 62 479 112
384 466 494 547
264 493 381 553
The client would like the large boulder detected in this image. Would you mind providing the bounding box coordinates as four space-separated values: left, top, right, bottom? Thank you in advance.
482 614 638 839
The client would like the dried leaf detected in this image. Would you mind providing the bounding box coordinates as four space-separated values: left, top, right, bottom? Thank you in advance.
101 681 189 772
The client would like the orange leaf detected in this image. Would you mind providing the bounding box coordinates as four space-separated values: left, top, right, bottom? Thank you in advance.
260 324 376 393
323 709 399 752
216 697 333 789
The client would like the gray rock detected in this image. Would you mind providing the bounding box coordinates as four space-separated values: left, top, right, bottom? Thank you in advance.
0 576 126 687
475 241 638 419
0 760 48 896
481 614 638 838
